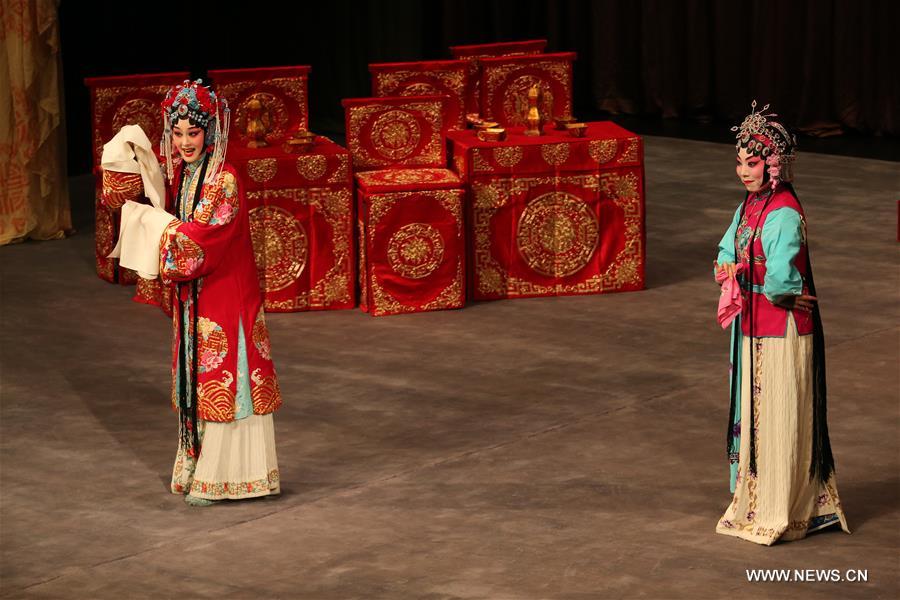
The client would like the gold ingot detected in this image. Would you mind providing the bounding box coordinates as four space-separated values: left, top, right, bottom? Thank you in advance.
473 120 498 131
281 129 317 154
477 128 507 142
554 116 576 130
565 123 588 137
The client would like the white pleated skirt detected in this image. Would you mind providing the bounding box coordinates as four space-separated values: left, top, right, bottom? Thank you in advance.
716 316 849 545
171 413 280 500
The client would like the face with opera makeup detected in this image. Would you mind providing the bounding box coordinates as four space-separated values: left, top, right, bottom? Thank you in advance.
736 146 766 192
172 118 206 163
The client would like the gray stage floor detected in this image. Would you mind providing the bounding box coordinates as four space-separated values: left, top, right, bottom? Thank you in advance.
1 136 898 599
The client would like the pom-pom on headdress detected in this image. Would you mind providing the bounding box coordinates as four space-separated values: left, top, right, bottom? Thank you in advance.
732 100 798 190
160 79 231 185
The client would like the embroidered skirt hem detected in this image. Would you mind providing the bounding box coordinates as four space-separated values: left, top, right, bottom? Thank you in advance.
171 413 280 500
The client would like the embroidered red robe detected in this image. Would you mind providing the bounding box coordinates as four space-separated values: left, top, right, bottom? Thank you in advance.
102 165 282 422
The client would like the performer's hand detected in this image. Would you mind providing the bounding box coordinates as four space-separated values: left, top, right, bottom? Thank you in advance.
778 294 817 312
714 261 739 279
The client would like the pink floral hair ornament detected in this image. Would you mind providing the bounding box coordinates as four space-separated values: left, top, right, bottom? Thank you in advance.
731 100 798 191
160 79 231 185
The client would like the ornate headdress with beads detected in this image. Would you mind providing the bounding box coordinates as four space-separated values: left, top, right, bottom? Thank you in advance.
732 100 797 190
160 79 231 185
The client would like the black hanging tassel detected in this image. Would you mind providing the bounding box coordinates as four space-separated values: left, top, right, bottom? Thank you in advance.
175 165 193 457
177 290 195 457
747 221 758 478
806 261 835 484
189 279 201 455
174 155 209 461
782 184 835 484
780 188 836 485
725 325 740 456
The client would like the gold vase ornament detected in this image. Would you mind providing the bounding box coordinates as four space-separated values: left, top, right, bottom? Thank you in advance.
245 97 270 149
524 84 543 136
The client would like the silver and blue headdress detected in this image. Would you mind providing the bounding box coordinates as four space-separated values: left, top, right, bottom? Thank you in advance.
160 79 231 184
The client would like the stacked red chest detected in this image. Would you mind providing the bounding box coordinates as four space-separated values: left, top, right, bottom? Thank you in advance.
343 96 465 316
210 66 355 312
478 52 577 128
448 123 646 301
449 39 547 117
369 60 468 130
85 71 188 314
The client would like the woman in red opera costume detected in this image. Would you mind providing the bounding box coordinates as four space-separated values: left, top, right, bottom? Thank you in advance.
713 101 849 544
101 80 282 506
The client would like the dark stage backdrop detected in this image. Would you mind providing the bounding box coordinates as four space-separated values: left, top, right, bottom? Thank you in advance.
60 0 899 176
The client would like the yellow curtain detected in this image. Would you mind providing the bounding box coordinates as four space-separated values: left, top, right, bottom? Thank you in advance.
0 0 71 245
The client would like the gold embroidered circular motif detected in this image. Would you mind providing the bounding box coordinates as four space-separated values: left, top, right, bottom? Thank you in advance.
516 192 599 278
249 206 308 292
112 98 162 145
493 146 523 168
387 223 444 280
610 172 639 200
296 155 328 180
540 143 570 166
589 139 618 164
502 75 554 126
370 110 422 161
247 158 278 183
478 265 504 296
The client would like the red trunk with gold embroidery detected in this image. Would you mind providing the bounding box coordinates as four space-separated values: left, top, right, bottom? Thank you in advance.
227 140 355 312
369 60 469 129
449 40 548 116
344 95 465 316
478 52 576 127
448 122 646 300
356 175 465 316
208 66 311 147
209 66 355 312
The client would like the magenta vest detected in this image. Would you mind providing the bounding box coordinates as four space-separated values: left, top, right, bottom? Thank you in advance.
735 188 813 337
